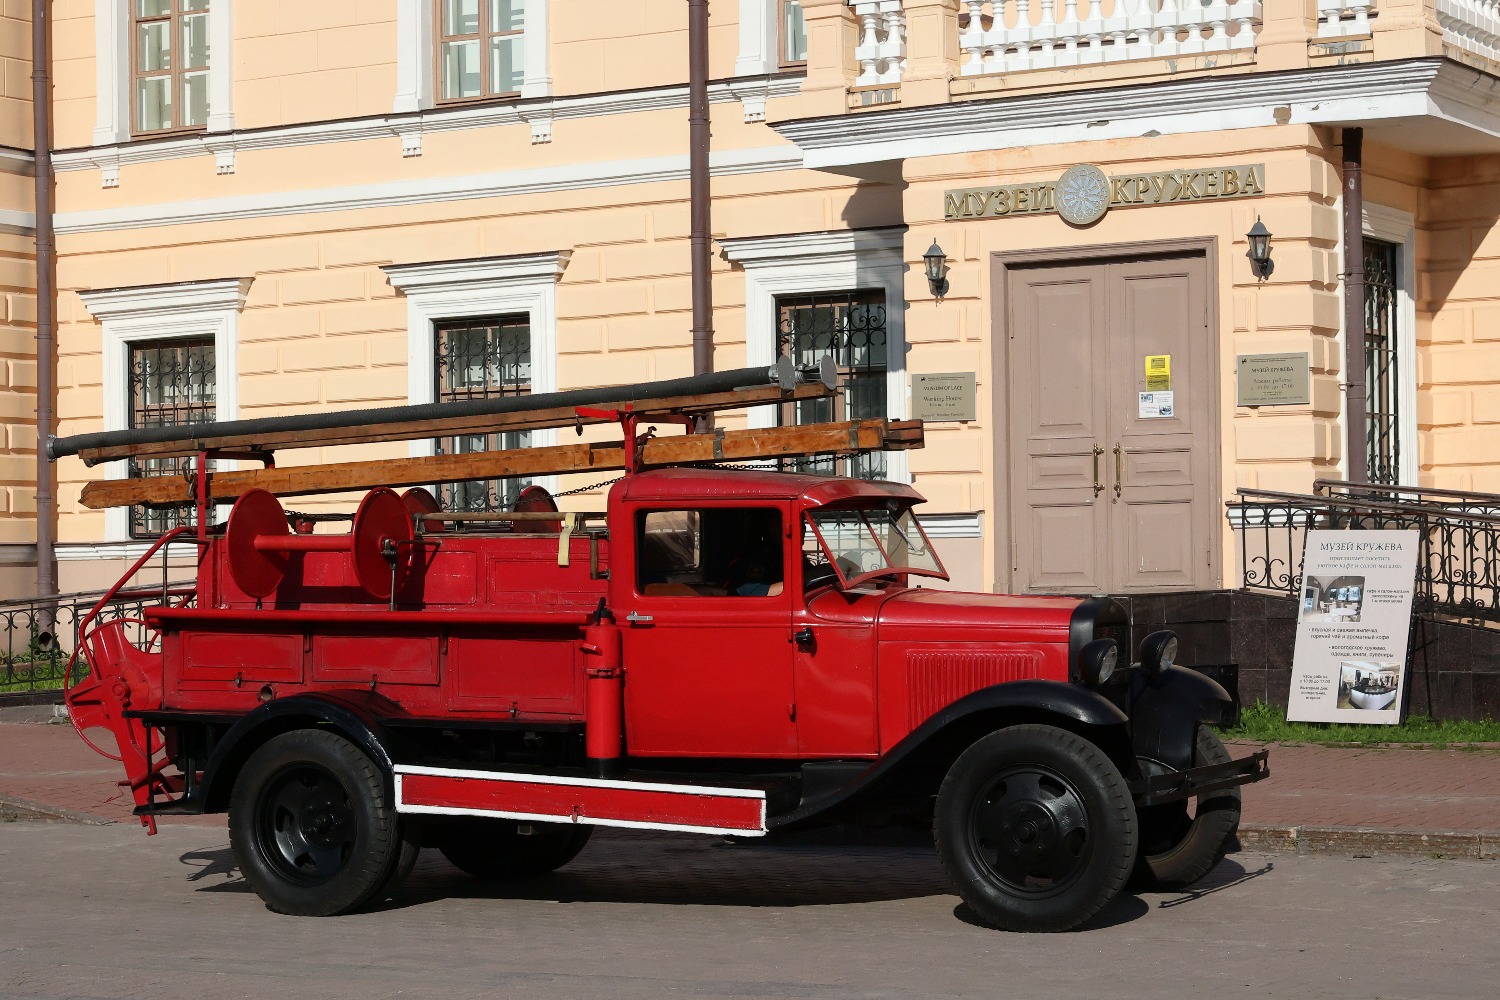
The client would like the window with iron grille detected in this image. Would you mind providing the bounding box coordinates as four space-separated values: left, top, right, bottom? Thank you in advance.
780 0 808 67
132 0 210 135
1364 239 1401 485
776 290 887 479
435 315 532 512
128 338 215 538
437 0 525 103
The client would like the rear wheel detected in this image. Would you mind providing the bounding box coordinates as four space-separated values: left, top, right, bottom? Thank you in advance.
228 729 401 916
436 818 592 880
1131 725 1241 891
934 725 1137 932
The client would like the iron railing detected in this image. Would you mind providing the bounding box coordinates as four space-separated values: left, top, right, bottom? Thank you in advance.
1228 479 1500 625
0 582 195 694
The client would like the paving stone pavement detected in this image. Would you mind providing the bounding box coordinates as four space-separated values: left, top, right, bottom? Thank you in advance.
4 717 1500 853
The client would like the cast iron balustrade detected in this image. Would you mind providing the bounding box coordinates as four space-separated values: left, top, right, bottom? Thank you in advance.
1228 479 1500 626
0 583 195 693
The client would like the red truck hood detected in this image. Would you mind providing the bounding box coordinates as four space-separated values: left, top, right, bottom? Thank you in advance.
875 588 1081 642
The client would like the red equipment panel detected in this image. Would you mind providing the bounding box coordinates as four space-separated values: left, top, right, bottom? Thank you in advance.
394 765 768 836
176 631 304 687
311 634 440 686
449 634 582 716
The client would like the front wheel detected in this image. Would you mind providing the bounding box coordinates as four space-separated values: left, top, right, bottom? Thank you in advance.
228 729 403 916
1131 725 1242 891
934 725 1138 932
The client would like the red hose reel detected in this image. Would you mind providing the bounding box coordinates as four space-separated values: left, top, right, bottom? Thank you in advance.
225 487 417 601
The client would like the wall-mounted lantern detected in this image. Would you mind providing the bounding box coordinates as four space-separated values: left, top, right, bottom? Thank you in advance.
923 240 950 298
1246 217 1274 282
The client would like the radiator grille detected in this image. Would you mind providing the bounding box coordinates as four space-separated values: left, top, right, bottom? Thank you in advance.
907 650 1043 728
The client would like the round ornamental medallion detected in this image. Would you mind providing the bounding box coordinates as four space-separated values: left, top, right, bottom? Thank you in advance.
1055 164 1111 227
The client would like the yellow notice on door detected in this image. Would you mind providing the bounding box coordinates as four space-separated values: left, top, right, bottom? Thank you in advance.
1145 355 1172 391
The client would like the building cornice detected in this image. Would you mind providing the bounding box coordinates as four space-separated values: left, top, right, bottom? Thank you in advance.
383 252 572 292
773 58 1499 168
718 226 908 265
78 277 254 320
55 75 804 177
53 146 804 236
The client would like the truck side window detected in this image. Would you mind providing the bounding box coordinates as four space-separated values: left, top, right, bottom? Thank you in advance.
637 508 785 597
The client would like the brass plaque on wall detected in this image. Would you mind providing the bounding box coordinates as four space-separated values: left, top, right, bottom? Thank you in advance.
1236 352 1311 406
912 372 977 422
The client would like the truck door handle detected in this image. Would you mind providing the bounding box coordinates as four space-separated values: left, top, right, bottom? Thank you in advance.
626 611 653 625
793 626 815 650
1092 445 1104 498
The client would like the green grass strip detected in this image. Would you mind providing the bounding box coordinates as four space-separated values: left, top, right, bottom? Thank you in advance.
1226 700 1500 748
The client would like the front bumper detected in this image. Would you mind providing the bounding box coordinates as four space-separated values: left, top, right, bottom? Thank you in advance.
1129 749 1270 807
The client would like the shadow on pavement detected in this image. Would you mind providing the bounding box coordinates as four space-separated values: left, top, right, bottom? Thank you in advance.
374 835 953 912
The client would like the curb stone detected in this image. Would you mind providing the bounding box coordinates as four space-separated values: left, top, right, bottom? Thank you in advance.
1239 822 1500 859
0 793 115 826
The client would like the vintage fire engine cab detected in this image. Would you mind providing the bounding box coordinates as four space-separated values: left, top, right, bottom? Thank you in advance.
51 361 1266 932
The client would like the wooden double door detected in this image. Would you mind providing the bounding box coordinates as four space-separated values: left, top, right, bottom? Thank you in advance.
1002 250 1217 595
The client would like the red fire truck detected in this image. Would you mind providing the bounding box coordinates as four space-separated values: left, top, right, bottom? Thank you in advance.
50 361 1266 932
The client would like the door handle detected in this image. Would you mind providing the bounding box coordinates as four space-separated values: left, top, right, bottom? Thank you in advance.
1113 444 1123 502
793 626 815 651
1091 445 1105 498
625 611 653 625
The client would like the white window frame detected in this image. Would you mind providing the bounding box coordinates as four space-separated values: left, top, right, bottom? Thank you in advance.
94 0 235 145
736 0 781 76
719 227 909 484
78 277 251 543
384 252 569 492
394 0 552 114
1363 203 1418 486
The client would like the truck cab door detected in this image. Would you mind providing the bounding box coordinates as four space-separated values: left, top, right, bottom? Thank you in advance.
617 505 797 758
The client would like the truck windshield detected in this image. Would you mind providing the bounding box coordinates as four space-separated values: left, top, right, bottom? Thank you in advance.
806 506 948 589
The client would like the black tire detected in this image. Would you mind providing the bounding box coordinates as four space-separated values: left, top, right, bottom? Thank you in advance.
228 729 400 916
367 818 423 906
1131 725 1242 891
436 818 593 880
934 724 1138 933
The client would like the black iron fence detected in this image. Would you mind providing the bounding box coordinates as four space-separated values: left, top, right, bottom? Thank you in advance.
0 583 194 694
1228 479 1500 625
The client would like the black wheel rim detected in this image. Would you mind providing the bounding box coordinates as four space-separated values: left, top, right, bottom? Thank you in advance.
967 765 1093 898
254 764 356 886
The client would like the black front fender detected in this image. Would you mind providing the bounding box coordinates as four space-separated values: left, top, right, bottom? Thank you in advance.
199 693 395 812
770 679 1130 830
1123 666 1235 772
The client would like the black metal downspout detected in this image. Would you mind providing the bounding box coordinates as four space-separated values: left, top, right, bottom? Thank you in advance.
1342 128 1367 484
32 0 56 598
688 0 714 377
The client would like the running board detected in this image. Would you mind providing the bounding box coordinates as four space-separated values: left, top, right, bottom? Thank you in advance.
394 765 769 837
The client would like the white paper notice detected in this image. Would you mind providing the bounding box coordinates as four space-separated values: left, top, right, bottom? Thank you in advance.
1138 391 1174 418
1286 529 1420 724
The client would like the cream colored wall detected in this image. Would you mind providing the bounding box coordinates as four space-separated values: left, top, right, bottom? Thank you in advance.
1421 154 1500 492
0 8 31 150
52 158 903 540
50 1 758 147
899 126 1344 592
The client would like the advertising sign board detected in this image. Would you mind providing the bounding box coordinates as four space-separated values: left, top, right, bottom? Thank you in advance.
1287 529 1420 724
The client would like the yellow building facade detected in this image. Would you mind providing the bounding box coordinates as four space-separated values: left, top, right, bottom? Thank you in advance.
8 0 1500 605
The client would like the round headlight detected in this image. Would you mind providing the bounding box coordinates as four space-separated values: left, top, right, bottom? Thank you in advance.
1139 630 1178 678
1080 638 1119 687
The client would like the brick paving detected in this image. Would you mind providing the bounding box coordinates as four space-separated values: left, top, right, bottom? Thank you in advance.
5 719 1500 852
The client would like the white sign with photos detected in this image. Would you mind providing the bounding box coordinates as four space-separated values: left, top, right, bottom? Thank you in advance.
1287 529 1420 725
